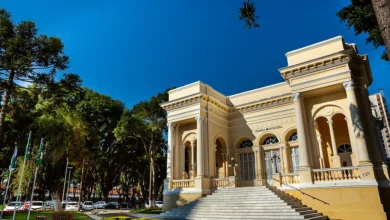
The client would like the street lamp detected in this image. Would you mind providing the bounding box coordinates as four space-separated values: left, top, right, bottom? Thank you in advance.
228 157 238 176
270 153 281 173
62 159 69 202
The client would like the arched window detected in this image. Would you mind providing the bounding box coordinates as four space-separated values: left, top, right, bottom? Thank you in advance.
337 144 352 153
288 132 298 141
262 136 279 145
239 140 253 148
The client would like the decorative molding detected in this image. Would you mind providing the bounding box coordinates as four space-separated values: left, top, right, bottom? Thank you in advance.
292 93 300 102
327 120 333 125
285 36 343 57
279 50 352 80
343 80 355 91
231 94 293 113
290 70 351 88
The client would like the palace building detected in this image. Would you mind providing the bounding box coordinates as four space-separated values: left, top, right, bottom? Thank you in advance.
160 36 390 219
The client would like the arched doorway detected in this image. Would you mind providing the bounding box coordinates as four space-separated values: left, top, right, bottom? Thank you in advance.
238 139 256 186
182 140 197 179
338 144 352 166
315 117 332 168
261 135 280 185
332 113 353 167
215 137 227 178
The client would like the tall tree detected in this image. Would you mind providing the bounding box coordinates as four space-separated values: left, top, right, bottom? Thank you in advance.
0 9 69 144
371 0 390 61
337 0 390 61
115 89 170 206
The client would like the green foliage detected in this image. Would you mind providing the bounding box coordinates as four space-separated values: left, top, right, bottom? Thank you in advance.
0 8 72 144
336 0 389 61
0 9 171 205
239 0 260 29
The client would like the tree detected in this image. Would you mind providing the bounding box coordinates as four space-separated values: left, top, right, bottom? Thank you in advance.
115 89 170 207
371 0 390 61
239 0 260 28
0 9 69 144
337 0 390 61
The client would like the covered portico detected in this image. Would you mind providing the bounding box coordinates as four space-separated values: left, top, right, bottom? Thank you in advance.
161 36 390 220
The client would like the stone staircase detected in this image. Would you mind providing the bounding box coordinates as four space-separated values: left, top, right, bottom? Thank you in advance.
157 186 328 220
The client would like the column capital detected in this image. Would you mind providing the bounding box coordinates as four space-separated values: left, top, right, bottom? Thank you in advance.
343 80 355 91
292 93 301 102
167 122 175 130
327 119 333 125
195 115 203 122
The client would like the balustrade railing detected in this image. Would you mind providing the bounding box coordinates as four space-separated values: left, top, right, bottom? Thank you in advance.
281 173 300 184
214 178 229 188
172 179 195 189
312 167 360 182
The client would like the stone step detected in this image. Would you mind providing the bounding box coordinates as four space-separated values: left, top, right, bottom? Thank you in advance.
194 200 302 205
168 210 318 216
203 196 297 201
160 212 323 219
157 186 327 220
176 205 309 211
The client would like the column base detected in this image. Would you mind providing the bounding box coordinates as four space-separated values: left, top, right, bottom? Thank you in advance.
298 167 312 184
331 155 341 167
163 178 171 192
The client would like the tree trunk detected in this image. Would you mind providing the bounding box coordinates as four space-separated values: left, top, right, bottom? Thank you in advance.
78 160 85 203
0 70 15 144
148 159 152 208
372 0 390 60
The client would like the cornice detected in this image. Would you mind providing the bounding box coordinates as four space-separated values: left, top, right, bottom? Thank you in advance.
285 36 343 57
279 50 353 81
161 93 203 111
230 94 293 113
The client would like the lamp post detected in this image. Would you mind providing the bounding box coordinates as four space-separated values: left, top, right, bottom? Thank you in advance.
66 167 73 201
270 153 281 173
72 180 77 200
62 159 69 202
228 157 238 176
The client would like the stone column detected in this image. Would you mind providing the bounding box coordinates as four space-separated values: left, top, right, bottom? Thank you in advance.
191 141 195 173
327 120 341 167
343 80 371 164
292 93 310 168
316 134 325 169
195 116 203 177
254 150 259 178
282 145 289 173
166 122 175 179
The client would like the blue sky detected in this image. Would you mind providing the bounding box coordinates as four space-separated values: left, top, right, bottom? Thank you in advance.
3 0 390 107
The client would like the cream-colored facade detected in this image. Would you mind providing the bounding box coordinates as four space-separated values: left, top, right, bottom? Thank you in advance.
161 36 390 219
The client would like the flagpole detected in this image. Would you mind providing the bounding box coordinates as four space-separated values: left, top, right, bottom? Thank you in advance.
13 131 32 220
0 170 12 219
27 138 44 220
26 165 39 220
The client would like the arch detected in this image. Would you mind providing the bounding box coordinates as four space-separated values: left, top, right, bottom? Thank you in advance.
214 134 227 149
288 132 298 142
259 132 279 146
312 104 345 121
233 137 253 149
283 127 297 142
337 143 352 153
239 140 254 148
182 132 197 143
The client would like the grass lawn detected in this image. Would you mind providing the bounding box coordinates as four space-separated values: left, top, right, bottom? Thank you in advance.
131 208 162 214
0 204 4 210
2 211 89 220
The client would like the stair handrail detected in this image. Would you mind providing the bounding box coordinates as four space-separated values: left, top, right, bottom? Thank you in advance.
272 178 330 205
